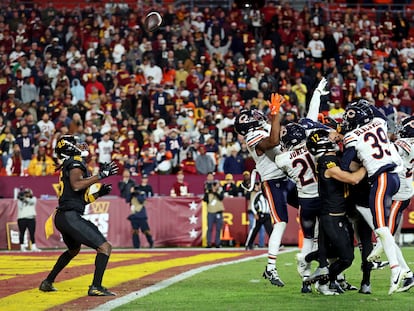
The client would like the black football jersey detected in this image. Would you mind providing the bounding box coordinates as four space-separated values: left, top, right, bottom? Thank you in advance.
317 154 348 215
57 156 89 213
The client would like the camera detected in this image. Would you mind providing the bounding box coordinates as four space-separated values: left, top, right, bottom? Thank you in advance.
18 188 32 201
205 181 217 192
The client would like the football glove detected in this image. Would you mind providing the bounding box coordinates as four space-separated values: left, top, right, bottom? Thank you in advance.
269 93 284 116
98 161 119 179
98 184 112 197
316 77 329 96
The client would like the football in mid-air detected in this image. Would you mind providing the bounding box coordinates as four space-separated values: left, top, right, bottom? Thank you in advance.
144 11 163 32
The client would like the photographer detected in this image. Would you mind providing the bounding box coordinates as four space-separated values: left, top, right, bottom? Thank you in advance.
127 184 154 249
203 176 225 248
17 188 40 252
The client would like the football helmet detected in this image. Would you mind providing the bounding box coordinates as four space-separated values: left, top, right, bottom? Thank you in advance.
281 123 306 151
317 113 339 131
306 129 338 157
341 100 373 133
234 109 267 136
55 135 89 160
399 116 414 138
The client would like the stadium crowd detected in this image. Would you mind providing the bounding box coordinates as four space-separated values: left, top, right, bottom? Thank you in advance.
0 0 413 178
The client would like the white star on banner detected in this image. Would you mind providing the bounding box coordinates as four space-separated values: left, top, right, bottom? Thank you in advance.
189 201 198 210
189 228 198 238
189 215 198 224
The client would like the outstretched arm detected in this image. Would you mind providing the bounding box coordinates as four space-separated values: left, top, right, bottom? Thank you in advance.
306 77 329 121
256 93 284 153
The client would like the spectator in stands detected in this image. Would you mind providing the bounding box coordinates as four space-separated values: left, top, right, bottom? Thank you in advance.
27 144 55 176
138 147 157 176
97 131 114 167
0 126 15 166
14 125 34 171
180 150 197 175
170 170 190 196
222 173 239 197
155 142 173 174
37 112 55 138
195 144 215 175
223 145 245 175
6 143 23 176
120 130 139 158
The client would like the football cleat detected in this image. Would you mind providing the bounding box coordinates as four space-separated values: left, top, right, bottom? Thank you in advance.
301 282 312 293
296 253 309 278
304 266 329 285
315 282 339 296
367 243 383 262
338 279 358 291
88 285 116 296
372 261 389 270
262 267 285 287
329 281 345 294
388 267 404 295
359 283 372 294
39 279 57 292
397 276 414 292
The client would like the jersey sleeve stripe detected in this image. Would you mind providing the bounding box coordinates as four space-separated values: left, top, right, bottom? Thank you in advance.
343 136 356 145
247 134 264 147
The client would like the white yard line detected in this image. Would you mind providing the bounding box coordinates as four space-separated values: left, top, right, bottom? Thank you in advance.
92 248 297 311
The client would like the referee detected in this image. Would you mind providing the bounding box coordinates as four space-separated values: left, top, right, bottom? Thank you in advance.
245 182 273 250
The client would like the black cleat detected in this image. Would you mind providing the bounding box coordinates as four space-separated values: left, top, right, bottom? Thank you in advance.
39 279 57 292
301 282 312 293
88 285 116 296
329 281 345 294
262 267 285 287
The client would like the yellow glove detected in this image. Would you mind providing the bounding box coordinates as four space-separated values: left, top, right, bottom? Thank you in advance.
269 93 284 116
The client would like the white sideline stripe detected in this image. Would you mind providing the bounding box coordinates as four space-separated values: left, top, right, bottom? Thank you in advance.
93 248 296 311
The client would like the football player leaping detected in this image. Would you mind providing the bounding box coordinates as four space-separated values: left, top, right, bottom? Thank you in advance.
234 93 287 287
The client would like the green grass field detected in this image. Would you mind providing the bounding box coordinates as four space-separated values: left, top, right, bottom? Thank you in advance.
114 247 414 311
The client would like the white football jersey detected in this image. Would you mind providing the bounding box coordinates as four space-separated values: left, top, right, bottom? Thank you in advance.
245 128 286 181
275 143 318 198
392 138 414 201
343 117 398 178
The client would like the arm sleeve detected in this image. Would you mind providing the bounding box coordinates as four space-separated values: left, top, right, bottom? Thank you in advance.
340 146 357 171
306 90 322 121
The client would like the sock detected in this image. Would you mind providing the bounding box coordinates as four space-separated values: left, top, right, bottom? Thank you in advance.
47 250 75 282
375 227 399 268
267 222 286 271
92 253 109 287
395 245 410 274
301 238 313 256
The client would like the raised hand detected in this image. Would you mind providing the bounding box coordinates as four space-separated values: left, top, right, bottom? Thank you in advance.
98 161 119 179
316 77 330 96
269 93 285 116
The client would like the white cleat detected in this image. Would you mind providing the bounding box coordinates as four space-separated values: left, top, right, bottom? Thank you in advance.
367 243 383 262
389 268 404 295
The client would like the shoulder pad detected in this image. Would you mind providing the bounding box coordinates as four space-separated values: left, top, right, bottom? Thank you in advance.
245 129 267 148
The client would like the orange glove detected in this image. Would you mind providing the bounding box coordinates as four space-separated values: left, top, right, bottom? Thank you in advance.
269 93 284 116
